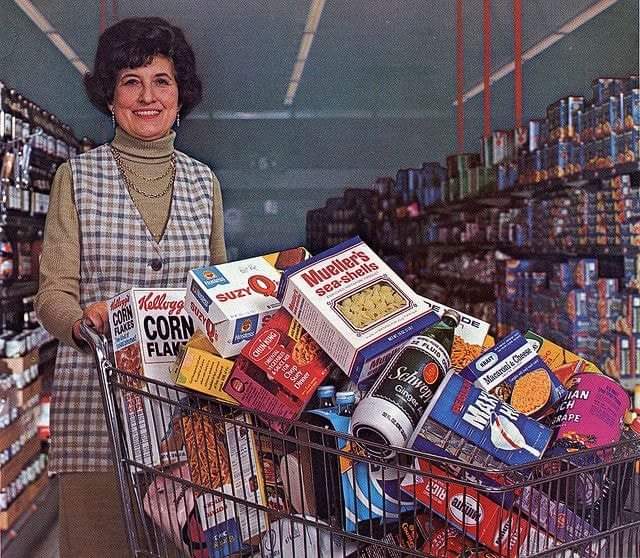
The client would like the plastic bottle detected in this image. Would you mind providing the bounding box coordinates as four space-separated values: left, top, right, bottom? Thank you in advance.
316 385 336 408
350 309 460 459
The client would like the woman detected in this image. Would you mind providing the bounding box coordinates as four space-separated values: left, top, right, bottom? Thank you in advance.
35 17 226 557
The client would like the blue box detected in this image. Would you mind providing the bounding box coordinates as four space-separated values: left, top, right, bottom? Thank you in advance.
424 372 553 466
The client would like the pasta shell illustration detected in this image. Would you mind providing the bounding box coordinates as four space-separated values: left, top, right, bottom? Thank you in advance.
490 412 541 457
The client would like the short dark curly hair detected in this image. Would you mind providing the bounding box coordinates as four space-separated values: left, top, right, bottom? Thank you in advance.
84 17 202 116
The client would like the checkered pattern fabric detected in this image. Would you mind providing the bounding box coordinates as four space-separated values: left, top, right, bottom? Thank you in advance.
49 144 213 473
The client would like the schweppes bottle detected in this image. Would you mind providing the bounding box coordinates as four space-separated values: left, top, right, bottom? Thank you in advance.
350 309 460 459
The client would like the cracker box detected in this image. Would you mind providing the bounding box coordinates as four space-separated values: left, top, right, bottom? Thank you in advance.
460 330 566 418
182 411 268 557
421 297 491 371
421 371 553 466
185 248 309 358
401 460 557 558
170 334 237 405
108 288 195 467
239 308 333 400
277 237 438 384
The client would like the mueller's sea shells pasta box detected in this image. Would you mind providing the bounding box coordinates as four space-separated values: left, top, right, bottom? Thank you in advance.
185 248 309 358
277 237 438 384
108 288 195 467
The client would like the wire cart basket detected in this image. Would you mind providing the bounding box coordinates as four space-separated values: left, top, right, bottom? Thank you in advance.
80 322 640 558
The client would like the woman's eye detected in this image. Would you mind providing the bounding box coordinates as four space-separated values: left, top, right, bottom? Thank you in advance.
122 78 139 86
155 78 171 86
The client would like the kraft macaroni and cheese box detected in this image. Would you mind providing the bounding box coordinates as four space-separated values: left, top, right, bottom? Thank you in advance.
277 237 438 384
461 331 566 418
421 371 553 466
185 248 309 358
108 288 194 468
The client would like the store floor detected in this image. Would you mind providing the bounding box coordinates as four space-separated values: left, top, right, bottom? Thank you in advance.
31 521 59 558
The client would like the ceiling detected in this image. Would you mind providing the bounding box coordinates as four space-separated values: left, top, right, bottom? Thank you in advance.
1 0 638 171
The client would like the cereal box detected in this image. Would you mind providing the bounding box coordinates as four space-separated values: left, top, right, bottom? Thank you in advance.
421 297 490 370
460 331 566 418
108 288 195 467
422 371 553 466
277 237 438 384
185 248 309 358
239 309 333 400
182 411 268 557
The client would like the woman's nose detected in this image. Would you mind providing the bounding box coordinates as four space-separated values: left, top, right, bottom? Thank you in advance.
139 83 155 104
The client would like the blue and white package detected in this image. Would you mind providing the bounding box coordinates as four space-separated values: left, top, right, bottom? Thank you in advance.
423 372 553 466
460 330 566 418
307 409 415 533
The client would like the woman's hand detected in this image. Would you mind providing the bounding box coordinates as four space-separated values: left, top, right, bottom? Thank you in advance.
72 301 110 346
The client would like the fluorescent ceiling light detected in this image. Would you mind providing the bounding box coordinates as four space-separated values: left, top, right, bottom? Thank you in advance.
13 0 90 76
283 0 326 106
455 0 619 106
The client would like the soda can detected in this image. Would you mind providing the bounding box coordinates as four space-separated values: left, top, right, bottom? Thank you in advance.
481 135 493 167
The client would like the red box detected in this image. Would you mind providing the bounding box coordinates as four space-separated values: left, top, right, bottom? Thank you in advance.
240 309 332 400
401 460 557 557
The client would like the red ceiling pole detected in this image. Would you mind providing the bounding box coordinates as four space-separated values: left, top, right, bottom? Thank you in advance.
483 0 492 136
99 0 107 33
456 0 465 152
513 0 523 126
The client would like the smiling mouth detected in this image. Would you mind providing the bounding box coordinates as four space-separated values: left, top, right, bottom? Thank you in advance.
133 109 161 117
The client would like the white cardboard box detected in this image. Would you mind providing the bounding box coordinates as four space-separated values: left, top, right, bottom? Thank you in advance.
277 237 438 384
185 248 308 358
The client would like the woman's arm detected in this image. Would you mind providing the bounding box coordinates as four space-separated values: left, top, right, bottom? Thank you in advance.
34 163 84 348
210 171 227 264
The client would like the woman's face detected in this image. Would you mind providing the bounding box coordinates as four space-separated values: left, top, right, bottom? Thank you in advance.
110 55 180 141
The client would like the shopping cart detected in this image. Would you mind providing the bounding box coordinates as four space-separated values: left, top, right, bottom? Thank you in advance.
80 322 640 558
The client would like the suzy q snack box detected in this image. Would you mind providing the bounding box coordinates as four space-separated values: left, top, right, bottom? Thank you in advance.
420 371 553 467
185 247 309 358
461 330 566 418
277 237 438 384
170 331 237 406
108 288 195 467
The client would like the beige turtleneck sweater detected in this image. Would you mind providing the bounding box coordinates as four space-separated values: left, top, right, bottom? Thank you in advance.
35 127 227 348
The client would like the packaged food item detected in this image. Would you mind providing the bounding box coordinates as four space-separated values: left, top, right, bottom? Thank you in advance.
547 96 584 143
185 247 309 358
460 330 566 418
181 410 268 557
419 371 553 466
401 460 556 558
238 309 333 401
277 237 437 384
350 311 460 459
108 288 195 467
170 335 236 405
421 296 490 370
549 373 629 452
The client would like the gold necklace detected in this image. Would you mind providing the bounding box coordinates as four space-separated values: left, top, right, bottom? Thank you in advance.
110 145 176 199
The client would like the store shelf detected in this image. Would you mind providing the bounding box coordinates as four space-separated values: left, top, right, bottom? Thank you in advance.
16 377 43 410
621 378 639 392
0 413 35 454
0 281 39 302
0 473 48 530
0 435 40 489
0 349 38 374
1 213 45 230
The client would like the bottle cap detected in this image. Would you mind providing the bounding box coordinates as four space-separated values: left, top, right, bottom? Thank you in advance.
336 391 355 403
317 385 335 397
442 309 461 326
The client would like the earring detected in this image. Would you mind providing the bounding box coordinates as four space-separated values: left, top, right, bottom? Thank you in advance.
111 110 116 129
176 113 180 128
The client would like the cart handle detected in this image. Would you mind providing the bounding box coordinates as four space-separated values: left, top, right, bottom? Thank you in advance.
79 320 110 364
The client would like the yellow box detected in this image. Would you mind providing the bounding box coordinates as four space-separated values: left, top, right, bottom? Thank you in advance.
171 344 237 405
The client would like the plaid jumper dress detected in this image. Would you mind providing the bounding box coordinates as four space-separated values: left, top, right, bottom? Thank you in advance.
49 144 213 473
